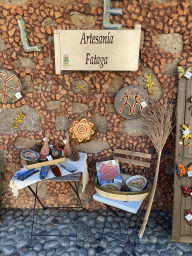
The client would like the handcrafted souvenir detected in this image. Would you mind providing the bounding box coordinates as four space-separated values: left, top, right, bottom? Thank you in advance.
40 166 49 179
0 69 22 104
144 74 156 95
182 186 192 197
20 149 39 162
101 183 121 191
51 143 62 159
63 132 71 158
96 160 122 185
185 210 192 226
50 165 61 177
126 175 147 192
176 163 192 179
178 67 192 79
59 162 77 173
181 125 192 146
70 150 80 161
17 18 42 52
17 168 39 181
114 86 149 119
13 110 25 129
40 131 50 159
69 117 96 143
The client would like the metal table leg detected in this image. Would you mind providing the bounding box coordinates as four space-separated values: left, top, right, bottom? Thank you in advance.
95 207 109 254
30 183 38 241
28 180 83 246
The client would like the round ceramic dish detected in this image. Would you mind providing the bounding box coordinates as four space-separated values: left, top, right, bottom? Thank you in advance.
20 149 40 161
101 183 121 192
125 175 147 192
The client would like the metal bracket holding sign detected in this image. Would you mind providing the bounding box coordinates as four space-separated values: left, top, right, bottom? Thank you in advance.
54 25 141 74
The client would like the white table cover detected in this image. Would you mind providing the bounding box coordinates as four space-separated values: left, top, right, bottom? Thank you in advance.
10 153 88 197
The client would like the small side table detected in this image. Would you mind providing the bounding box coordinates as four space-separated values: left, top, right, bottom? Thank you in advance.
29 172 83 244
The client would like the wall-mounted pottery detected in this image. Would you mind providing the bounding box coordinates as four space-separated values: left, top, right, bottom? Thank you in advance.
114 85 149 119
0 69 22 104
69 117 96 143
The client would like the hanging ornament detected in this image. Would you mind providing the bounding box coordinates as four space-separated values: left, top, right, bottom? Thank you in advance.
185 210 192 226
181 125 192 146
182 186 192 197
178 67 192 79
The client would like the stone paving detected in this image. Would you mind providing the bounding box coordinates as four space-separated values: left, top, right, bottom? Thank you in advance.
0 208 192 256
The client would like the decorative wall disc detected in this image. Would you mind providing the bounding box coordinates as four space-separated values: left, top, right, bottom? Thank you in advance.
114 85 149 119
69 117 96 143
0 69 22 104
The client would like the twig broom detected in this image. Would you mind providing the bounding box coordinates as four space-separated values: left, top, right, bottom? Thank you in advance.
139 102 175 238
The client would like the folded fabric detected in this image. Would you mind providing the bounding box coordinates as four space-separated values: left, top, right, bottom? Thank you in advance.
14 166 28 178
17 168 39 181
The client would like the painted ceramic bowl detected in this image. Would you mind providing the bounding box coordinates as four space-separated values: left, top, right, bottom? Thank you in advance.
101 183 121 192
20 149 40 161
125 175 147 192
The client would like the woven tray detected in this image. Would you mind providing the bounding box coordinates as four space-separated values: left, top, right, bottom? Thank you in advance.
94 173 151 202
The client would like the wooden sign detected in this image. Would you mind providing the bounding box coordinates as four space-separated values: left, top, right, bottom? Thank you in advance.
114 85 149 119
54 25 141 74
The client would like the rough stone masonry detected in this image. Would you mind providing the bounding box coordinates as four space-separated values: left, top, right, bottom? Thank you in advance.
0 0 191 210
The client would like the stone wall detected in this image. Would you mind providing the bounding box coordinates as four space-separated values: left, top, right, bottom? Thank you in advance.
0 0 191 210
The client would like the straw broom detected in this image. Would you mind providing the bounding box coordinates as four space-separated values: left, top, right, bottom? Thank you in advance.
139 102 175 238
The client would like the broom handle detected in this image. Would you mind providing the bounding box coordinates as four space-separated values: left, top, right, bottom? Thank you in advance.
139 151 162 238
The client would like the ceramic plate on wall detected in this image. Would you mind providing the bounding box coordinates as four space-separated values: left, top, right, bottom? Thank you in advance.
0 69 22 104
69 117 96 143
114 85 149 119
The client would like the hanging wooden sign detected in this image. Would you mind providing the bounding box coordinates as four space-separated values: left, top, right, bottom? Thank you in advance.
54 25 141 74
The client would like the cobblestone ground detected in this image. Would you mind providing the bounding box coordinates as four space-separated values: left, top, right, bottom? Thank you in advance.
0 208 192 256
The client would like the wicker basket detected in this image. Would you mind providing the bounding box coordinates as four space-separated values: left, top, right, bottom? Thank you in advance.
94 173 151 202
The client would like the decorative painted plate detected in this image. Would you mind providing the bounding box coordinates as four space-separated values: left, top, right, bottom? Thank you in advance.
69 117 96 143
20 149 40 161
114 85 149 119
0 69 22 104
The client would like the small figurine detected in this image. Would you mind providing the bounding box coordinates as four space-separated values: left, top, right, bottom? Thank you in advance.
182 186 192 197
185 210 192 226
144 74 156 95
51 142 62 159
13 110 25 128
63 132 71 158
177 163 192 179
181 125 192 146
40 131 50 160
178 67 192 79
